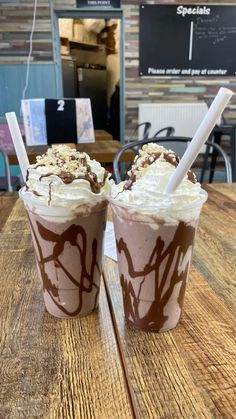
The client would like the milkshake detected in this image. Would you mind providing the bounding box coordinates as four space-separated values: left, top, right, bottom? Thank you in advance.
110 143 207 332
20 145 111 318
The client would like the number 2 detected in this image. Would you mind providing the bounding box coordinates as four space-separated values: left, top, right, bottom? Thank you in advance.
57 99 65 111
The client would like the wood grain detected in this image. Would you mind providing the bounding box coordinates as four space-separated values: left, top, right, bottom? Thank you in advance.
103 184 236 419
206 182 236 200
175 268 236 417
0 198 133 419
194 184 236 312
7 141 134 165
0 192 18 232
103 260 211 419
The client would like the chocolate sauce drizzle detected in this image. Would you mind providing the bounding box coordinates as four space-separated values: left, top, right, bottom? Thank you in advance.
123 150 195 191
26 153 109 201
36 153 109 193
28 217 101 316
116 222 195 331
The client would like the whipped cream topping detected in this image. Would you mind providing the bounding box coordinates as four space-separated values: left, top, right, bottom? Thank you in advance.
24 145 111 207
111 143 203 212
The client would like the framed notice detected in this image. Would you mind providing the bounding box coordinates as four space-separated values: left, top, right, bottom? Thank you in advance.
139 4 236 77
21 99 95 145
76 0 120 8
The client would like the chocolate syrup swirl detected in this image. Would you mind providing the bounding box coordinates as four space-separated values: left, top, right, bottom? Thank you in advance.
38 168 108 194
25 169 29 191
116 222 195 331
26 150 109 196
124 149 196 191
28 217 101 316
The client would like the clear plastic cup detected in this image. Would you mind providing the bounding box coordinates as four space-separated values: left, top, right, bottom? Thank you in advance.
19 187 108 318
110 189 207 332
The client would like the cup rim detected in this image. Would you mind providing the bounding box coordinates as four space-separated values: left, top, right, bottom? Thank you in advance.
109 188 208 212
19 186 108 216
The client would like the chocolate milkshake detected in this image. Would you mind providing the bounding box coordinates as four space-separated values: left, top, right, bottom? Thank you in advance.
19 145 110 318
110 143 207 332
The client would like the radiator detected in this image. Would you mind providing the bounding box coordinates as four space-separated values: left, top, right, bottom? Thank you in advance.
138 102 221 140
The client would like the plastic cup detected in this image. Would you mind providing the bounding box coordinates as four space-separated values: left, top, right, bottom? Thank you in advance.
19 188 108 318
110 190 207 332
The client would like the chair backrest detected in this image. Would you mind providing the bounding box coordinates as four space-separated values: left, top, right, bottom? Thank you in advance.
153 126 175 137
0 149 12 191
113 136 232 184
129 122 152 142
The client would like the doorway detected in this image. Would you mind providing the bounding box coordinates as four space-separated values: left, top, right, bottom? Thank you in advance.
52 9 124 143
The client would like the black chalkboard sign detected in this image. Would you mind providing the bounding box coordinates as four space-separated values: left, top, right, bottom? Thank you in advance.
45 99 77 144
139 4 236 76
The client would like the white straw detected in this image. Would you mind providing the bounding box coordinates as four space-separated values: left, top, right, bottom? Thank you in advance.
165 87 234 194
5 112 30 182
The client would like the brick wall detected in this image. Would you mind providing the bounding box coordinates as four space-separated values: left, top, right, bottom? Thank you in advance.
0 0 53 62
1 0 236 138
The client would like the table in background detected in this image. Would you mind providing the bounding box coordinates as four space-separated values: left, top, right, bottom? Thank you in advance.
7 140 133 165
0 184 236 418
94 129 113 141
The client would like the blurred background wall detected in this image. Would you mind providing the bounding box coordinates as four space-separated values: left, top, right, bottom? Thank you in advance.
0 0 236 140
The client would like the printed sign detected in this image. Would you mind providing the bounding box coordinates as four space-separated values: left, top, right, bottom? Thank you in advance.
0 122 25 152
21 99 95 145
76 0 120 8
139 4 236 76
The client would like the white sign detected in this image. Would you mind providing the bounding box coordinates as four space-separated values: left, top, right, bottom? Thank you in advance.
21 98 95 145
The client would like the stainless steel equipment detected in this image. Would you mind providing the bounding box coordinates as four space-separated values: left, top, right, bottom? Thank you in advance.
77 67 107 129
61 56 78 98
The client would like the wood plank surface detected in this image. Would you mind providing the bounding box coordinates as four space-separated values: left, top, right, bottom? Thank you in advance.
0 198 133 418
194 184 236 312
0 192 17 232
103 184 236 419
94 130 113 142
7 140 134 165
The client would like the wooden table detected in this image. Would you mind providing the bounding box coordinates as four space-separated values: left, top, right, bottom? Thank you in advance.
94 130 113 141
7 140 133 165
0 184 236 418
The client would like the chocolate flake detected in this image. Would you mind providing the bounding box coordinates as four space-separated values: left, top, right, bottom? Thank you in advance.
58 171 75 184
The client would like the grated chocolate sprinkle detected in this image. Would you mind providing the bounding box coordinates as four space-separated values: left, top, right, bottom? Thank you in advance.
28 145 109 194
